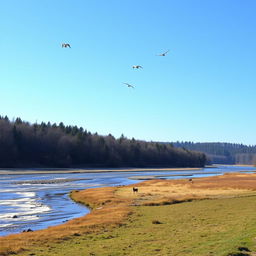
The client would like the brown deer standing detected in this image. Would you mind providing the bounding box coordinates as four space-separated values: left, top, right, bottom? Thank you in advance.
133 187 138 193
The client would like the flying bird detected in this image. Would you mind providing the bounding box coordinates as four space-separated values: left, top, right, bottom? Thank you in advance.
62 43 71 48
123 83 135 89
132 65 143 69
157 50 169 56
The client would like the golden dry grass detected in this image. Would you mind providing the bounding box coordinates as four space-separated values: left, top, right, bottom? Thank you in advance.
117 172 256 205
0 187 133 256
2 172 256 256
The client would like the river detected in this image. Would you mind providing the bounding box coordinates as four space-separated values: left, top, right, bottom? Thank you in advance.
0 165 255 236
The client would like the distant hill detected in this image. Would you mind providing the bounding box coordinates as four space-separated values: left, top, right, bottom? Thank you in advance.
172 142 256 165
0 115 206 168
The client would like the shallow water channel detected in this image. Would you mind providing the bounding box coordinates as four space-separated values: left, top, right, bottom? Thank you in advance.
0 165 255 236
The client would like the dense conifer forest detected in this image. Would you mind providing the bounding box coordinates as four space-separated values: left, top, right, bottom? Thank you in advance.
173 142 256 165
0 116 206 168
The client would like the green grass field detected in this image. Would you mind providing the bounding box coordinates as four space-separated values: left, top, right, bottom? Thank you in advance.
17 195 256 256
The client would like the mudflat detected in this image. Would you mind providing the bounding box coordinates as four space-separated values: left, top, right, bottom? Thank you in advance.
0 167 203 175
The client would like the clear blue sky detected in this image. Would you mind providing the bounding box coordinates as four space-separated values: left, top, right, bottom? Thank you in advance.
1 0 256 144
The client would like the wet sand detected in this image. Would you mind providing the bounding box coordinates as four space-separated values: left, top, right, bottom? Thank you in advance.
0 167 203 175
12 178 91 185
129 171 222 180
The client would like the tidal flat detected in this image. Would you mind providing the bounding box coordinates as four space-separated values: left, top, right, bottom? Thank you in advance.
0 165 254 237
2 172 256 256
0 167 203 175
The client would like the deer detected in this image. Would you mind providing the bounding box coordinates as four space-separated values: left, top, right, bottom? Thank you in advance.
133 187 138 193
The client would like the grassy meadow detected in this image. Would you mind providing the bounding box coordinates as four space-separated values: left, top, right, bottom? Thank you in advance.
2 173 256 256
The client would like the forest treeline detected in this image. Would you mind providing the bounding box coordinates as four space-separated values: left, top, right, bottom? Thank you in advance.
0 116 206 168
173 142 256 165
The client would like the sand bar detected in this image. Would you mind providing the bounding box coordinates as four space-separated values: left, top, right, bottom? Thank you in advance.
0 167 203 175
129 171 222 180
12 178 91 184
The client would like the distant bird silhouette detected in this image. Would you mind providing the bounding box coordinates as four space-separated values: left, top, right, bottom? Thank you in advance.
62 43 71 48
132 65 143 69
157 50 169 56
123 83 135 89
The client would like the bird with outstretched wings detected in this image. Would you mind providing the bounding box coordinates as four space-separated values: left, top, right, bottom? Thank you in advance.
132 65 143 69
123 83 135 89
157 50 169 56
62 43 71 48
